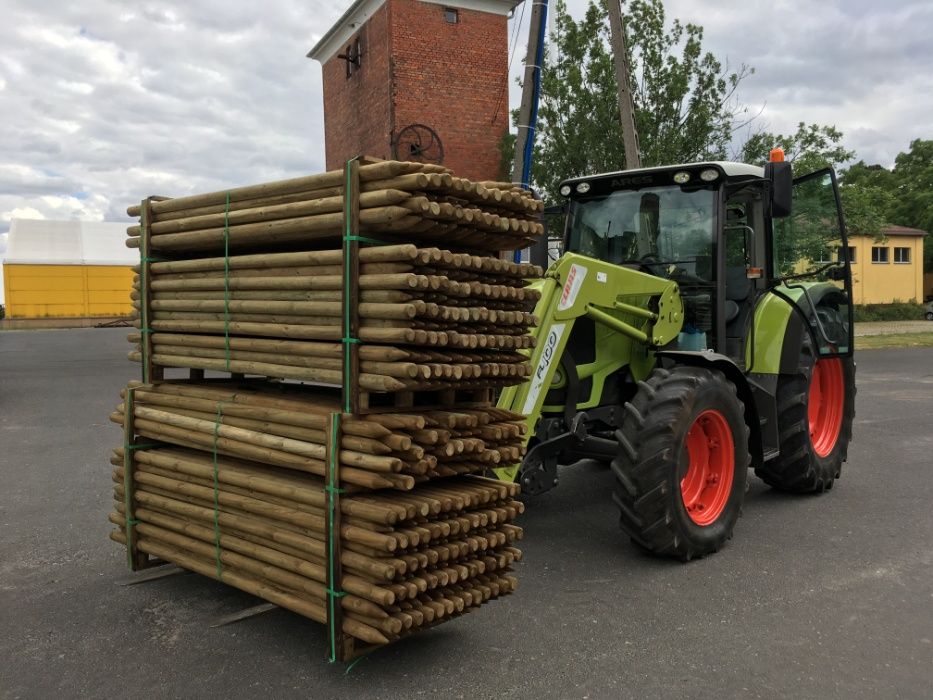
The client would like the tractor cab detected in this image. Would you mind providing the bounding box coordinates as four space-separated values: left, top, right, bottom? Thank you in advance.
559 159 853 368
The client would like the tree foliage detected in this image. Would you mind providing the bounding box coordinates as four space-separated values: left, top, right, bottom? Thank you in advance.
739 122 853 174
889 139 933 236
739 122 898 240
889 139 933 273
525 0 752 200
839 140 933 271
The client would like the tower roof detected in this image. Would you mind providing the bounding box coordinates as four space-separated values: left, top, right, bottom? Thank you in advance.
307 0 521 63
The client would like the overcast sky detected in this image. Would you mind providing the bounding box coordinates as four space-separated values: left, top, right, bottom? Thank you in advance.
0 0 930 257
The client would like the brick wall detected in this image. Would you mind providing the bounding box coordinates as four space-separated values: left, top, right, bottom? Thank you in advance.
321 3 393 168
321 0 509 181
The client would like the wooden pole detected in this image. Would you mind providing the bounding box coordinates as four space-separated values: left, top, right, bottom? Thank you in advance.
139 198 163 383
122 386 149 571
605 0 641 170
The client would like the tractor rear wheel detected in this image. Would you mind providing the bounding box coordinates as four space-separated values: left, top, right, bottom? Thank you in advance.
755 333 855 492
612 366 749 561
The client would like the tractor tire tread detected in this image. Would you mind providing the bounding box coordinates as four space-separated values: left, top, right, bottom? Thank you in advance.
611 365 749 561
754 331 855 493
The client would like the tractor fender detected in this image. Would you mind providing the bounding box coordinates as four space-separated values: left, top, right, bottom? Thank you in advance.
772 283 851 373
654 350 763 468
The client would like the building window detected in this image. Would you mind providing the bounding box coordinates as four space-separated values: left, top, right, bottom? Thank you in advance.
444 8 458 23
340 37 361 78
871 246 889 263
837 246 856 263
816 247 833 263
894 246 911 264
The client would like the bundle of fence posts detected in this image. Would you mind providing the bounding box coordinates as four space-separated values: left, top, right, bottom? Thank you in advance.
110 158 539 661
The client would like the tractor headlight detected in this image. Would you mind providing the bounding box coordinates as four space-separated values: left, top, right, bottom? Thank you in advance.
575 182 591 194
673 171 691 184
559 185 571 196
699 168 719 182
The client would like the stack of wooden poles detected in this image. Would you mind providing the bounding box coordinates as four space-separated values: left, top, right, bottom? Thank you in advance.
127 243 541 391
111 160 536 657
124 161 543 254
108 440 523 646
109 383 527 489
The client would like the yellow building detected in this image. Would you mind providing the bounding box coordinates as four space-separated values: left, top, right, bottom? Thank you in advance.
844 225 927 304
2 219 135 319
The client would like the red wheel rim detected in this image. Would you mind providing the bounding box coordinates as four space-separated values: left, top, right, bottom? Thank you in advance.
808 358 845 457
680 409 735 526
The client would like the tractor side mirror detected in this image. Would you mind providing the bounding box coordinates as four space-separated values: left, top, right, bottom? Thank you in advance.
765 161 792 218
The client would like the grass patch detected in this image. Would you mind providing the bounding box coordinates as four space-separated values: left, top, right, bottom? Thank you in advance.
853 301 926 322
856 333 933 350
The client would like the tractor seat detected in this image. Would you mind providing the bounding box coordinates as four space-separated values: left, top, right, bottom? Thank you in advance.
724 267 753 325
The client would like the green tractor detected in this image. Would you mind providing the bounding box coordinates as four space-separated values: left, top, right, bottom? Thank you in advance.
495 155 856 560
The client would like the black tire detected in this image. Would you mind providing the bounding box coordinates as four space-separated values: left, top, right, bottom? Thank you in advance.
611 366 750 561
926 311 933 321
754 332 856 492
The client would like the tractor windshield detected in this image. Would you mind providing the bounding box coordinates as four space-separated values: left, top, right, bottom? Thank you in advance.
565 185 717 282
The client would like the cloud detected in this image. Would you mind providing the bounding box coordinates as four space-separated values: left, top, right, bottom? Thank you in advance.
633 0 933 166
0 0 928 239
0 0 341 233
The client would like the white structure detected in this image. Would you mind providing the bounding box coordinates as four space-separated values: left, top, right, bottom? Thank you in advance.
2 219 135 318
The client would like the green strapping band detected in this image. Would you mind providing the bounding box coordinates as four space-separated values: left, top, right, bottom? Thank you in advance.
211 403 226 579
344 653 370 675
344 235 389 245
125 442 161 451
140 256 167 263
223 192 231 372
326 412 343 663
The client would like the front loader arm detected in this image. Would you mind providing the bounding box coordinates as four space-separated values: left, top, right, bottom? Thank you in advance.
495 253 683 483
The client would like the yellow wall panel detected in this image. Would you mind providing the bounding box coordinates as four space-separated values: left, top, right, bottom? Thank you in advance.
848 236 924 304
3 264 134 318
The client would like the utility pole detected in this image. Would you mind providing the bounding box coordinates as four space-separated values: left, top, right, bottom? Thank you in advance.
511 0 549 264
605 0 641 170
511 0 549 190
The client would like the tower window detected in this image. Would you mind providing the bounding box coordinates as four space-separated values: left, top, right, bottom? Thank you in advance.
340 37 361 78
444 8 458 23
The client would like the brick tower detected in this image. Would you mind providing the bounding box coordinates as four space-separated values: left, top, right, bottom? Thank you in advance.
308 0 519 181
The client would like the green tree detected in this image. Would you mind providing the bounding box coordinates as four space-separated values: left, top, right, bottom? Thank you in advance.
739 122 854 174
839 182 895 238
890 140 933 269
741 123 895 241
524 0 752 200
890 139 933 274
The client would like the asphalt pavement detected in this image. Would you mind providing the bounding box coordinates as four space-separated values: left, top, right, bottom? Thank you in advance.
1 328 931 699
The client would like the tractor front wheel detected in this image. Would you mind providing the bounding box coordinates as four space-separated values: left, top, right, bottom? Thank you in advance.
612 366 749 561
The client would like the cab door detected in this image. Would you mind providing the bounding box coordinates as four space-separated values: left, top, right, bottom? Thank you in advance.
770 168 854 357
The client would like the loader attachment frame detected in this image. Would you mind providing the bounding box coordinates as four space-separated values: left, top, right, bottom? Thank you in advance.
494 253 682 488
